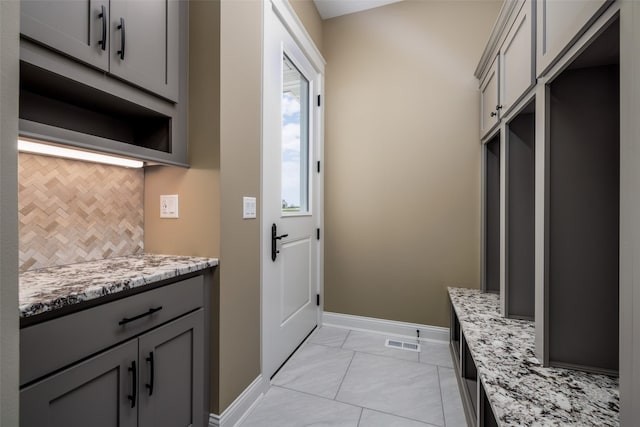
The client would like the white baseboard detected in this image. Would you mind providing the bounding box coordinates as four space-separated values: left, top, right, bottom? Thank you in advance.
322 312 449 343
209 375 268 427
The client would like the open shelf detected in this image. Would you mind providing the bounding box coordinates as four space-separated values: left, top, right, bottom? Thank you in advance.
479 381 499 427
546 18 619 375
505 101 535 320
484 134 501 293
450 301 461 364
461 333 478 414
18 61 187 166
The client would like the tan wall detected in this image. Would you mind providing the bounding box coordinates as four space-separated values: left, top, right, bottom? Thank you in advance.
323 0 502 328
144 0 223 413
218 0 262 413
289 0 323 52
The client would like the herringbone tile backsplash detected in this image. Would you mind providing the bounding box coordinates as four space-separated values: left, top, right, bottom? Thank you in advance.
19 153 144 272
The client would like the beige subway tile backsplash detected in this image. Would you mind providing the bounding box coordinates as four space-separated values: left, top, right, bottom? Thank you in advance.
19 153 144 272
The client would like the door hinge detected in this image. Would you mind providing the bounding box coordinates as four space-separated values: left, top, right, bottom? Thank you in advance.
317 228 320 240
316 294 320 306
317 161 321 173
317 94 321 107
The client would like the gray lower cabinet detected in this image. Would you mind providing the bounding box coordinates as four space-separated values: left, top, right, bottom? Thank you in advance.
20 339 138 427
138 310 204 427
21 309 204 427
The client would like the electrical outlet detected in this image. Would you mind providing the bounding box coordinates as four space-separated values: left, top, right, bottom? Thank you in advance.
160 195 179 218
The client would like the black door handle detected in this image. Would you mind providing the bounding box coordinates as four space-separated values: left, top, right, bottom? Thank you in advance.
98 5 106 51
271 223 289 261
117 17 125 60
128 360 137 408
119 306 163 326
145 351 155 396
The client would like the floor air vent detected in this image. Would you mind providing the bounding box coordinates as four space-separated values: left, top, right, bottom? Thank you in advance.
385 339 421 352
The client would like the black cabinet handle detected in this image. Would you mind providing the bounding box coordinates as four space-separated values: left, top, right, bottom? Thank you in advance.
119 306 163 326
271 223 289 262
490 111 497 117
145 352 155 396
98 5 106 51
128 360 137 408
496 104 503 110
117 17 125 60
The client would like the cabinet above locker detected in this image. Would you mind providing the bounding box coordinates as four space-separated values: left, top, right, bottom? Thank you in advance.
476 0 536 138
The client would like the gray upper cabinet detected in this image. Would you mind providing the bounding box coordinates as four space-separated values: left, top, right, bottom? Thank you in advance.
21 0 110 72
109 0 179 102
536 0 612 76
21 0 180 102
480 57 500 138
18 0 188 166
499 0 535 116
478 0 536 138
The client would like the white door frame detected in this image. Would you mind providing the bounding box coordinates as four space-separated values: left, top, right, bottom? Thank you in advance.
260 0 326 382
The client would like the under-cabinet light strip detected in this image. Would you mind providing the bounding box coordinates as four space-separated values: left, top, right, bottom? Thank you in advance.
17 139 144 168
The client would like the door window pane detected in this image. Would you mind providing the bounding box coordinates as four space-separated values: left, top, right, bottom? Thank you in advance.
281 55 310 214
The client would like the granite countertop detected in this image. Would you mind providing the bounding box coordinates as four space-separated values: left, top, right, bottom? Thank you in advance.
448 287 619 427
20 254 219 318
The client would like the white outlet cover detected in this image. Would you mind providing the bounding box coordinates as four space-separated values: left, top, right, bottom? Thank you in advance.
243 197 257 219
160 195 179 218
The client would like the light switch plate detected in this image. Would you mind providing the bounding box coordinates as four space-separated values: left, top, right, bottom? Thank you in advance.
160 195 179 218
243 197 257 219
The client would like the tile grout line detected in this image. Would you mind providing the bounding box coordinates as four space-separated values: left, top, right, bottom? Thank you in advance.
340 329 352 349
356 407 364 427
271 384 363 411
333 349 357 400
436 366 447 427
359 407 443 427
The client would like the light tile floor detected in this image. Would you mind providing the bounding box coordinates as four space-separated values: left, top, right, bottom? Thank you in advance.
240 326 467 427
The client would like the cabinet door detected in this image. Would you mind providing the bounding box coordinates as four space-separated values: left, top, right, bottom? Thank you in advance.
500 0 535 115
109 0 180 102
537 0 612 76
20 0 109 71
480 56 500 138
138 309 205 427
20 340 138 427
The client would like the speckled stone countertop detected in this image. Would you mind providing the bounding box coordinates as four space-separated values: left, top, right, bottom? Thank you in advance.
20 254 218 318
448 287 619 427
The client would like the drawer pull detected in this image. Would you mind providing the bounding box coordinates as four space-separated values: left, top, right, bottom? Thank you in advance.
119 306 163 326
98 5 107 51
128 360 137 408
117 17 126 60
145 351 155 396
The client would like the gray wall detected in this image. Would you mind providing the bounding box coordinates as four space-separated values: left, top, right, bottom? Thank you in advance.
619 0 640 422
0 0 20 424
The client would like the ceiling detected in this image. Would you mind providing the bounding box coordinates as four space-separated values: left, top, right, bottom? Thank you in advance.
313 0 404 20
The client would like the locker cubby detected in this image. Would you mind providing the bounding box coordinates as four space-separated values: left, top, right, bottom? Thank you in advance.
483 135 501 293
545 18 619 375
505 102 535 320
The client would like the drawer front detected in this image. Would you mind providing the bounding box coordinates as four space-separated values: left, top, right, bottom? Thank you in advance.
21 275 203 386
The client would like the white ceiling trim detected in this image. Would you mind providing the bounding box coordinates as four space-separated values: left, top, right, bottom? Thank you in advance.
313 0 404 20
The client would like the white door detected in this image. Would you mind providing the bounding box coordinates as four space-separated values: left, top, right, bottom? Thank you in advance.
262 1 323 379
